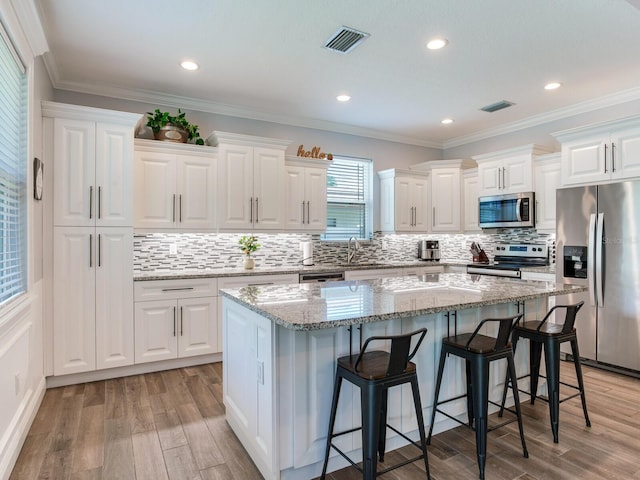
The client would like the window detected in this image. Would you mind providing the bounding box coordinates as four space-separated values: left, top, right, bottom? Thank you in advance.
0 27 27 306
323 155 372 241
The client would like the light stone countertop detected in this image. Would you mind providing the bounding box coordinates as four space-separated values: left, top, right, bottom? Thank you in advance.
133 260 466 281
219 272 583 331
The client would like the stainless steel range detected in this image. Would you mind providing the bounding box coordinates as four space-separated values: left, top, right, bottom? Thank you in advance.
466 243 548 278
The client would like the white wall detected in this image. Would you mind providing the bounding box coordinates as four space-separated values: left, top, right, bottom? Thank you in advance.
0 44 53 480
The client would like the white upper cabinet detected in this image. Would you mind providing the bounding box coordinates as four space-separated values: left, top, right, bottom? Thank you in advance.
473 144 553 196
43 102 140 227
533 153 561 231
213 131 291 231
378 169 429 233
462 168 481 232
284 157 328 232
553 115 640 186
134 140 217 230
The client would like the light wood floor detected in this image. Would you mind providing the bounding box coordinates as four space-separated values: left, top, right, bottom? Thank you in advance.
9 361 640 480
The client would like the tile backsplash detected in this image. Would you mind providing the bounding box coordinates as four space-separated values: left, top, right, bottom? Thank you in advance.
133 230 555 273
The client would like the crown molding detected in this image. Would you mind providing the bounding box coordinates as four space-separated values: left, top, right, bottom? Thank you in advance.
51 78 445 150
443 86 640 149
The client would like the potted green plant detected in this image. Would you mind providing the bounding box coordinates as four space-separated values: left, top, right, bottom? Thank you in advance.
146 108 205 145
238 235 261 269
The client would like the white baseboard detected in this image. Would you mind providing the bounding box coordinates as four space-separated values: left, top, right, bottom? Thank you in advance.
46 352 222 388
0 376 46 480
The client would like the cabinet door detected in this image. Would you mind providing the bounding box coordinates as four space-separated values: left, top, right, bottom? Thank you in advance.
431 168 461 232
611 125 640 180
463 173 480 232
305 167 327 231
393 177 413 232
503 155 533 193
477 159 501 195
53 227 96 375
178 297 218 357
218 144 254 229
412 178 429 231
134 300 178 363
561 135 607 186
176 154 216 229
53 118 96 227
534 161 561 230
284 165 305 229
95 123 133 226
134 150 176 228
95 228 134 370
253 147 285 229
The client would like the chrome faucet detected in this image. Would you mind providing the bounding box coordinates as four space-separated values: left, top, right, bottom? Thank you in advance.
347 236 360 264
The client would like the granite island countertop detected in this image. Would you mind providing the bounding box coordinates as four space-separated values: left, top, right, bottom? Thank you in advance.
219 272 583 331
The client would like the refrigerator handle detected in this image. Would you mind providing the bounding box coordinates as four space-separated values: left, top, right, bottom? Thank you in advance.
587 213 597 306
595 212 605 307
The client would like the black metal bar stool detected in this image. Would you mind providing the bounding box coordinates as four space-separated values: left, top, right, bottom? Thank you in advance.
499 301 590 443
320 328 431 480
427 314 527 480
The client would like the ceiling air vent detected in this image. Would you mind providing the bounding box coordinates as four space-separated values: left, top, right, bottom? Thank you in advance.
480 100 516 113
324 26 370 54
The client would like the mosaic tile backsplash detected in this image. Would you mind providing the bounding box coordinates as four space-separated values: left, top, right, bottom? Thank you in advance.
133 230 556 273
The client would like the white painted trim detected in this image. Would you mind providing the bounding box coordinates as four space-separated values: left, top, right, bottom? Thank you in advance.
209 131 291 149
0 376 45 480
7 0 47 57
284 156 330 169
444 86 640 149
551 113 640 142
41 100 142 126
472 143 554 162
46 352 222 388
134 138 218 156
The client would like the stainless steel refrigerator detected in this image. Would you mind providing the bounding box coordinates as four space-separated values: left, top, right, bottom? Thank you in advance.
556 181 640 372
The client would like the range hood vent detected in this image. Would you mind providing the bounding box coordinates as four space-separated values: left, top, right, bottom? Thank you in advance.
324 26 370 54
480 100 516 113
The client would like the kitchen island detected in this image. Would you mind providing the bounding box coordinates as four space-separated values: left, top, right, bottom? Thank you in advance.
220 273 585 480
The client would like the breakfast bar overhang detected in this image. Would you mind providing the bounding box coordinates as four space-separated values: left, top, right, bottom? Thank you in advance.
219 273 586 480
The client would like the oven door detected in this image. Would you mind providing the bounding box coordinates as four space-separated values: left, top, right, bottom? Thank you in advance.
478 192 535 229
467 265 521 278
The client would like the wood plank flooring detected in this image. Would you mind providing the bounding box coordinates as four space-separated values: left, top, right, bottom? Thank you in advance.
10 361 640 480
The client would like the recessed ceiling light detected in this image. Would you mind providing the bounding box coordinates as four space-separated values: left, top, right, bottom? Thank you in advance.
181 60 199 71
441 118 453 124
336 94 351 102
544 82 562 90
427 38 448 50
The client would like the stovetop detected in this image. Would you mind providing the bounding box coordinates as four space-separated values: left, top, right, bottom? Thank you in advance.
468 243 549 271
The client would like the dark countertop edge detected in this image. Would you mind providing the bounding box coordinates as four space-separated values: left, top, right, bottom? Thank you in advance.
133 261 468 281
218 284 585 331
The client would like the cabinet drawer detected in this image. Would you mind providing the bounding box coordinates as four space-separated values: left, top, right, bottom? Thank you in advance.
218 273 299 290
134 277 218 301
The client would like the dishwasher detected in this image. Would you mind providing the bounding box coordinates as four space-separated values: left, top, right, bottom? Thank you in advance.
298 271 345 283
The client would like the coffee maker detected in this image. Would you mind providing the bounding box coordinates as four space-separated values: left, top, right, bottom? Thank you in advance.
418 240 441 261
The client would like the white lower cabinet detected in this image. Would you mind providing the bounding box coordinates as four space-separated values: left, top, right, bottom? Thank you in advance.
53 227 133 375
134 278 219 363
344 268 404 281
403 265 444 276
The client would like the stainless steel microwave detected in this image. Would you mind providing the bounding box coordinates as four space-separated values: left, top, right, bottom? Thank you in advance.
478 192 535 229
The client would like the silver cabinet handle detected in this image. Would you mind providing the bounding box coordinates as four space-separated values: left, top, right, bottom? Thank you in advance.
89 186 94 219
161 287 194 292
248 282 274 286
249 197 253 223
497 169 501 190
414 206 417 226
89 234 93 267
180 306 183 336
173 307 177 337
307 201 310 224
301 201 305 224
604 144 608 173
611 142 616 172
432 207 435 227
172 194 176 222
179 194 182 222
98 234 102 267
98 186 102 219
255 197 259 223
502 167 506 189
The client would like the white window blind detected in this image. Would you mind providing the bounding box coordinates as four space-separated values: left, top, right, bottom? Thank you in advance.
0 28 27 305
324 156 372 241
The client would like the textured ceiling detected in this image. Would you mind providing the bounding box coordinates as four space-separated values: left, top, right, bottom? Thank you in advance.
37 0 640 147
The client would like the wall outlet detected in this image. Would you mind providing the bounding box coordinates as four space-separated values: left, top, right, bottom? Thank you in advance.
460 240 467 250
169 243 178 255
